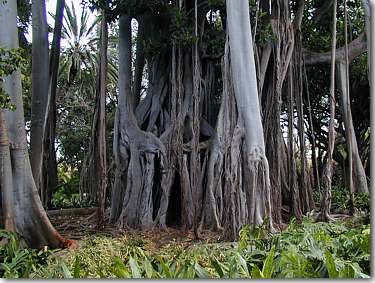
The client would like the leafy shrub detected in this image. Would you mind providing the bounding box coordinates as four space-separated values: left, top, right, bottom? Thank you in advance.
354 193 370 214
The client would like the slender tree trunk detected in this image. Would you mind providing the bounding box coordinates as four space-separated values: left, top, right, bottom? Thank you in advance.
42 0 65 208
361 0 371 75
97 10 108 228
287 68 301 221
30 0 50 192
191 0 201 239
337 62 368 195
0 0 71 248
303 60 320 193
318 0 337 221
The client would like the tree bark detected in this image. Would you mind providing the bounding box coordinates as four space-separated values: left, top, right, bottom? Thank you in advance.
303 33 366 65
0 110 15 230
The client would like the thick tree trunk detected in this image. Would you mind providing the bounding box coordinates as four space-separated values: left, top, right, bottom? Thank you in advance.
111 15 166 229
0 0 70 249
226 0 273 232
30 0 50 192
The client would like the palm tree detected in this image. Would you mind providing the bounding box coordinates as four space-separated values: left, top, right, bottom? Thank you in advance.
59 1 100 85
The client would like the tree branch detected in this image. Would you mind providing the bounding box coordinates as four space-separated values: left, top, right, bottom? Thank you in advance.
303 33 367 65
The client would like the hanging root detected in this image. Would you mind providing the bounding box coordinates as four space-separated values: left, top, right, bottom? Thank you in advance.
244 147 276 232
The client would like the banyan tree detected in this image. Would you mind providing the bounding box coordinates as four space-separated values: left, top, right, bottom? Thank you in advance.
0 0 370 247
80 0 370 238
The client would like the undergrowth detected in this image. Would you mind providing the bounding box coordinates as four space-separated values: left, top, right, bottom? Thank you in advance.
1 217 370 279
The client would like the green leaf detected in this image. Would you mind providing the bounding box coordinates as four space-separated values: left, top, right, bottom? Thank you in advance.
211 258 225 278
325 251 338 278
158 257 172 278
262 247 275 278
143 258 156 278
72 256 81 278
251 265 264 279
112 257 129 278
128 257 142 278
236 253 250 277
60 262 73 279
194 262 210 278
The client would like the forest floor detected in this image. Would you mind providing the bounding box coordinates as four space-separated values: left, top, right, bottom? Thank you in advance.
49 209 223 251
33 209 369 279
0 208 369 278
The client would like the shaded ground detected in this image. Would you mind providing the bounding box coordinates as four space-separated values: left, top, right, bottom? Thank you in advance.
48 208 222 251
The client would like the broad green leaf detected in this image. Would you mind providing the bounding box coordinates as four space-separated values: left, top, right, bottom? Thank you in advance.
236 253 250 277
143 258 156 278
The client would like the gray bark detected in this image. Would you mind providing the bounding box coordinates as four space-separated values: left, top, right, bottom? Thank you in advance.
337 62 368 194
30 0 50 191
226 0 273 230
111 15 166 229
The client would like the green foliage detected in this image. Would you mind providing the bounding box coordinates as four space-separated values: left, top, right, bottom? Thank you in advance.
313 185 370 215
0 47 25 110
331 186 350 212
354 193 370 214
4 218 362 279
0 230 55 278
169 7 196 47
50 163 95 209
